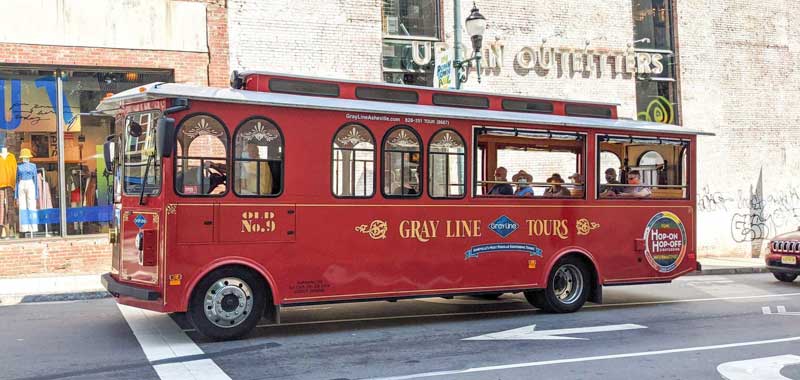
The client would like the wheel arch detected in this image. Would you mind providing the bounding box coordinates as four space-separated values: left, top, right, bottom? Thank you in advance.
181 257 279 312
544 247 603 304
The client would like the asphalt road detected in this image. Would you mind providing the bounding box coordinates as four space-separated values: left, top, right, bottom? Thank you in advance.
2 273 800 380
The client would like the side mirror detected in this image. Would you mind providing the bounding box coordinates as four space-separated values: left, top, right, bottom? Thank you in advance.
103 136 116 173
157 117 175 158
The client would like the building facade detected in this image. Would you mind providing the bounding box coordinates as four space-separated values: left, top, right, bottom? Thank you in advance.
0 0 797 278
229 0 800 258
0 0 229 276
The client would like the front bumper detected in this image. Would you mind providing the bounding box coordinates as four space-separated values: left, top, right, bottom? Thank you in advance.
101 273 161 301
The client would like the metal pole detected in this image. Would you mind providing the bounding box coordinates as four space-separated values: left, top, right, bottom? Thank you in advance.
453 0 462 89
56 72 68 237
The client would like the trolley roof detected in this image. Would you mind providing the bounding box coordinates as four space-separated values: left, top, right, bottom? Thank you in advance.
98 82 714 137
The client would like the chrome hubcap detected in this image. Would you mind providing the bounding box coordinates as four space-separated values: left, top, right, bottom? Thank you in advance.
204 277 253 328
553 264 583 304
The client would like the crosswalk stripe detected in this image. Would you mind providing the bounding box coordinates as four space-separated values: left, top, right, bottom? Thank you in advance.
117 304 232 380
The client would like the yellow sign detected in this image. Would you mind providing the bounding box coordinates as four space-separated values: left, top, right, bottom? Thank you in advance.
241 211 276 233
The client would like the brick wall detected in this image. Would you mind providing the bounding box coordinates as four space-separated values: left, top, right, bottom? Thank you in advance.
677 0 800 257
0 237 110 278
0 0 229 86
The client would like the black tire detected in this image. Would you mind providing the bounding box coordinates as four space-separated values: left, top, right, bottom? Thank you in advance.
188 267 267 340
774 272 798 283
524 256 591 313
473 292 504 300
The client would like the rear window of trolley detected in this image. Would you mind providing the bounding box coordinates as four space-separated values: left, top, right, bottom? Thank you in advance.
123 110 162 195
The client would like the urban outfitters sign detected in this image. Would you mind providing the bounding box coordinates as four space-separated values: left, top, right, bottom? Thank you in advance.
412 40 668 78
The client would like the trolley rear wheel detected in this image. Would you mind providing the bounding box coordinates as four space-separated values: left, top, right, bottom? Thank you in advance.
525 256 590 313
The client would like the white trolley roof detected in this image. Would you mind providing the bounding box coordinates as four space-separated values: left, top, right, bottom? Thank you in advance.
98 82 714 137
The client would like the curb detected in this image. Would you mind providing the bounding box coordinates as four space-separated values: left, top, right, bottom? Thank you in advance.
688 267 770 276
0 291 110 306
0 267 772 305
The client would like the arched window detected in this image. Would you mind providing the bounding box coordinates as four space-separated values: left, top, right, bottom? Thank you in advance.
233 118 283 196
428 129 465 198
382 126 421 198
175 114 229 196
332 124 375 197
638 150 664 186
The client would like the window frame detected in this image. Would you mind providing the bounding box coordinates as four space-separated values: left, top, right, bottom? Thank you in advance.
595 134 690 200
381 125 423 199
122 109 163 197
173 112 231 198
470 126 587 200
381 0 441 40
331 122 377 199
231 116 285 198
427 128 467 200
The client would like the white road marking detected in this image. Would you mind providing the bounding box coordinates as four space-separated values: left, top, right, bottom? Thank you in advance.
717 355 800 380
364 336 800 380
418 297 523 305
463 323 646 341
117 304 231 380
762 305 800 316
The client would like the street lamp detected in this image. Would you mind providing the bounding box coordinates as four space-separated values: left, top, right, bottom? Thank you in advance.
454 2 487 89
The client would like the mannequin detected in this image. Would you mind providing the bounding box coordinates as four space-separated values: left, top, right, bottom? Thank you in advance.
0 146 17 238
16 148 38 237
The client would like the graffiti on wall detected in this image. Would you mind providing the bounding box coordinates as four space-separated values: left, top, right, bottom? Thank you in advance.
698 169 800 257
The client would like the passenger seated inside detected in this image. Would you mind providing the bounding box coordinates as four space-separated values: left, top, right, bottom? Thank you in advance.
206 161 227 195
599 168 622 197
543 174 571 197
617 170 651 198
488 167 514 195
512 170 534 197
568 172 584 197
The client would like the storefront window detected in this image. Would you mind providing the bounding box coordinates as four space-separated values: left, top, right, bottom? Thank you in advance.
381 0 439 86
632 0 673 51
0 67 171 239
382 0 439 39
0 69 62 238
632 0 679 124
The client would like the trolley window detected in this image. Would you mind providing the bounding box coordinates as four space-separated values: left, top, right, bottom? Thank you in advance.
355 87 419 104
382 126 422 198
475 128 585 199
501 99 554 114
233 118 283 197
432 94 490 109
269 78 340 97
428 129 466 198
565 104 613 118
333 124 375 197
597 135 689 199
123 110 162 196
174 114 229 196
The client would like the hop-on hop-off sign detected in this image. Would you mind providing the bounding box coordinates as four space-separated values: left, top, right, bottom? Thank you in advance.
643 211 687 273
134 214 147 229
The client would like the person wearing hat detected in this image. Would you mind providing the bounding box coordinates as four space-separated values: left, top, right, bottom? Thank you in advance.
16 148 39 235
543 174 571 197
512 170 535 197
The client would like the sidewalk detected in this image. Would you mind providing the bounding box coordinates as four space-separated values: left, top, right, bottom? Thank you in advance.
694 257 769 276
0 257 770 306
0 274 108 306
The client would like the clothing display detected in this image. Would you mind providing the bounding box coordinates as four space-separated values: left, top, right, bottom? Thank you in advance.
15 161 39 200
36 172 53 210
0 152 17 189
16 159 39 234
0 187 8 226
17 179 37 233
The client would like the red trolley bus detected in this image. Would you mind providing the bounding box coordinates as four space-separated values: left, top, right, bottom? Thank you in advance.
99 72 711 339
